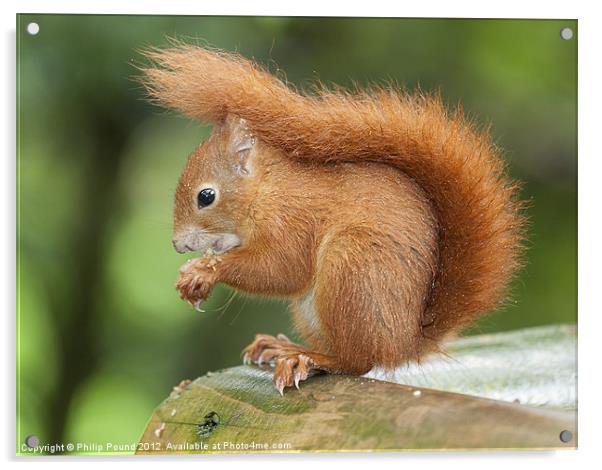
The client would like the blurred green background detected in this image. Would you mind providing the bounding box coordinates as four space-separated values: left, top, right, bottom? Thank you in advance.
16 15 577 452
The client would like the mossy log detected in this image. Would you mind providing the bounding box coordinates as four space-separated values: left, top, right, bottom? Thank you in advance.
138 365 576 453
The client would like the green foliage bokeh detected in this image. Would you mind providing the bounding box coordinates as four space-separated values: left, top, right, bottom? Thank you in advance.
16 15 576 452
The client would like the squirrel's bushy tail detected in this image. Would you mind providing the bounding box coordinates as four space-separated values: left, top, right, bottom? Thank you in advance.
141 44 526 342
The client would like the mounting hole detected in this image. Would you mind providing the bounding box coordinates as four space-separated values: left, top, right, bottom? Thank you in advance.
559 429 573 443
25 435 39 448
560 27 573 41
26 22 40 35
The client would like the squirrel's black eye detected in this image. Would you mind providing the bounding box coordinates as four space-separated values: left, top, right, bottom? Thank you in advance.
197 188 216 208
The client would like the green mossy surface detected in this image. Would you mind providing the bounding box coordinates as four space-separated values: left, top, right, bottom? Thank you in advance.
139 351 576 453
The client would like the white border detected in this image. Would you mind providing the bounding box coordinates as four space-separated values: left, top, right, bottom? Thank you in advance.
0 0 583 18
2 1 599 469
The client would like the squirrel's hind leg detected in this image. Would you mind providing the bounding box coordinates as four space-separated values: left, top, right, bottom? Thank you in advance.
312 226 435 371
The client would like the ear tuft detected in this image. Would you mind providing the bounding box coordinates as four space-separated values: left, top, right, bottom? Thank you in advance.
224 115 256 175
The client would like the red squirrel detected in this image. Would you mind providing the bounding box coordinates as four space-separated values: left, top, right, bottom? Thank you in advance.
141 44 526 394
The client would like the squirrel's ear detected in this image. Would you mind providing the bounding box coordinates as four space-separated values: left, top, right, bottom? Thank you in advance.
224 115 256 176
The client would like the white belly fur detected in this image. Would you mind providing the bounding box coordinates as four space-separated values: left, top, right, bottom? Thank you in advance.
297 288 321 334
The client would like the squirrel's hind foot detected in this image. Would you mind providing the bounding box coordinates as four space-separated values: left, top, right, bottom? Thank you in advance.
242 333 354 395
242 333 300 366
273 352 320 395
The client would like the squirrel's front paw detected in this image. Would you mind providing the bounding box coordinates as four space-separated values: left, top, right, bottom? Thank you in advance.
175 258 218 309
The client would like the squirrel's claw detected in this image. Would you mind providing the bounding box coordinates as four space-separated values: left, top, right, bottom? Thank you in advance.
242 352 251 365
275 377 285 396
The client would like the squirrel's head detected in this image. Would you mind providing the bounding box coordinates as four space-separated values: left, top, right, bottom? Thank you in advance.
172 115 258 255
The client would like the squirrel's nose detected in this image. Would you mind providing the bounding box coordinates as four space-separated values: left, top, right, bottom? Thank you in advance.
172 239 192 254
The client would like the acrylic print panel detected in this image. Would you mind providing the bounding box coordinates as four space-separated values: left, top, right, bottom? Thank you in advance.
16 14 577 455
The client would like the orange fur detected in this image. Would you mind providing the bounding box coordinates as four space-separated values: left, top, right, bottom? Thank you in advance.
140 44 526 389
